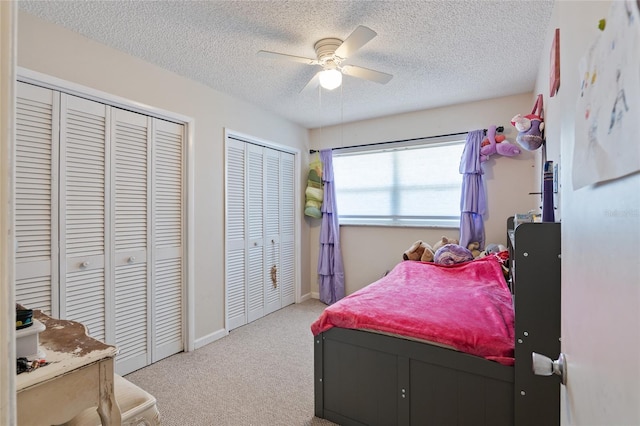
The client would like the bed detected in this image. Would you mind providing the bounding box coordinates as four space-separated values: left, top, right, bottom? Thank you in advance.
311 223 561 426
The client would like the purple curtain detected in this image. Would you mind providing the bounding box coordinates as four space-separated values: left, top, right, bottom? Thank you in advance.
317 149 345 305
459 129 486 250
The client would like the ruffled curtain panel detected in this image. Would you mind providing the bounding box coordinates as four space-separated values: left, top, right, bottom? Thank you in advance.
459 129 486 250
317 149 345 305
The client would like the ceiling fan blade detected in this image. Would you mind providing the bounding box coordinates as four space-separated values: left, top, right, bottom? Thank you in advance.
257 50 318 65
341 65 393 84
334 25 377 59
300 72 320 93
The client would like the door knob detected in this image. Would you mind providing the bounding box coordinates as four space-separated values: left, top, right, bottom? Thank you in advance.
532 352 567 385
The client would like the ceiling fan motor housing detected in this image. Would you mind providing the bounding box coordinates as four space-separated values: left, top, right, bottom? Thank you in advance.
314 38 343 69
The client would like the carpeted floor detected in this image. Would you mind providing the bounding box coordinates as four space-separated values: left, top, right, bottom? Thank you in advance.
125 299 339 426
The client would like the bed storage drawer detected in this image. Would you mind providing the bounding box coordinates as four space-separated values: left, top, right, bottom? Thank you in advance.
315 328 514 426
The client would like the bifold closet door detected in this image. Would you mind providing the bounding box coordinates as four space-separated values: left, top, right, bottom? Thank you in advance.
225 139 296 329
226 139 268 329
151 119 184 362
263 148 281 315
246 143 266 323
15 81 185 374
279 151 296 307
59 93 109 342
264 149 295 316
112 108 151 373
15 82 59 316
225 138 248 330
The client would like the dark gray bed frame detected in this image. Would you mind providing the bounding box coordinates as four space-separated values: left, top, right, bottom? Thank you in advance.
314 218 561 425
314 328 514 425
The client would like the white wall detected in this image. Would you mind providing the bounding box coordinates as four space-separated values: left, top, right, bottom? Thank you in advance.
536 1 640 424
16 12 311 343
0 2 17 424
308 93 540 295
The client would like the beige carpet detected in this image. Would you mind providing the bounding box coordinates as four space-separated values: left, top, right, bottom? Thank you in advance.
125 299 339 426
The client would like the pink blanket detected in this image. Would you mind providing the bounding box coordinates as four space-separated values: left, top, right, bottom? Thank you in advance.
311 256 515 366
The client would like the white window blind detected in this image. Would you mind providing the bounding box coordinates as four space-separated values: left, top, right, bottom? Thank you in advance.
333 139 465 227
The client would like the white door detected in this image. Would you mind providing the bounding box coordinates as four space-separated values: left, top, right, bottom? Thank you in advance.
246 143 265 323
14 82 59 316
225 135 297 329
263 147 281 315
225 138 248 329
557 1 640 424
15 81 185 373
112 108 151 373
279 151 295 307
151 118 184 363
59 93 109 342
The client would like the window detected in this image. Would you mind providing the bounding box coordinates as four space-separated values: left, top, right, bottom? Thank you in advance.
332 138 465 227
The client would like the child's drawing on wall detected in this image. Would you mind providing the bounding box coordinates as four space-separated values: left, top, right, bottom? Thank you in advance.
573 0 640 189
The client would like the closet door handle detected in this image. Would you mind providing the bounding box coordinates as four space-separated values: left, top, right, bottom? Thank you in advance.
128 256 136 264
80 261 90 268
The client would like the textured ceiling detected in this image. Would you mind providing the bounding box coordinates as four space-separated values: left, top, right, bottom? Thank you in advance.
19 0 554 129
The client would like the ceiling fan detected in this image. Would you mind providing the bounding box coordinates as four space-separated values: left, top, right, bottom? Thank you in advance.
257 25 393 92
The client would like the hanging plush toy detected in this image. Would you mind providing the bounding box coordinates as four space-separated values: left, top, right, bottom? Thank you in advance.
480 125 521 162
511 94 545 151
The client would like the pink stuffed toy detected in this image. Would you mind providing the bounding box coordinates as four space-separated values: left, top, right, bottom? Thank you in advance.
481 133 506 147
480 125 520 162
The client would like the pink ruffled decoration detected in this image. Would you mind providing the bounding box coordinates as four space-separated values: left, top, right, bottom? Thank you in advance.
311 256 515 366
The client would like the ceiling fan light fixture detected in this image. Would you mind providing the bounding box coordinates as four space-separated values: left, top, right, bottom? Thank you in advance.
319 69 342 90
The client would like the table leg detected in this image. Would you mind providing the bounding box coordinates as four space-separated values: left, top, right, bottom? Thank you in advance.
97 359 122 425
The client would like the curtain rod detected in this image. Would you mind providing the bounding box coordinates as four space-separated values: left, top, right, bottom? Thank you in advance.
309 126 504 154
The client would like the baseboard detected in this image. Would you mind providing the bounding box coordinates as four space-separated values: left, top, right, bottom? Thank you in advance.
310 292 320 299
194 328 228 350
298 292 312 302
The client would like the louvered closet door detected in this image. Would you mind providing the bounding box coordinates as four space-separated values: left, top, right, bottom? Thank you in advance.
152 118 184 362
15 82 59 316
225 138 247 330
225 138 296 328
279 152 296 306
112 109 151 374
246 144 265 323
263 148 281 316
59 94 109 342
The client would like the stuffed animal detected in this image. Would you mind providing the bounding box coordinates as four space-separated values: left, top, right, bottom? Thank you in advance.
476 243 508 258
403 240 435 262
480 125 520 162
480 133 506 147
486 243 507 254
467 242 482 258
511 114 532 132
511 113 545 151
434 244 474 266
511 114 545 133
432 236 459 252
420 244 435 262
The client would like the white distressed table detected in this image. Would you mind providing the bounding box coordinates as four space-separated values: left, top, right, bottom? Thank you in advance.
16 311 121 425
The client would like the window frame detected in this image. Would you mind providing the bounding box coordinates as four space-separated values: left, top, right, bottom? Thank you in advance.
332 135 465 228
